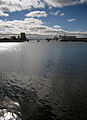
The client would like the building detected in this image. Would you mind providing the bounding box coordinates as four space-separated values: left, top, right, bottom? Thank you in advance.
59 35 76 41
0 33 29 42
53 36 58 41
21 33 26 40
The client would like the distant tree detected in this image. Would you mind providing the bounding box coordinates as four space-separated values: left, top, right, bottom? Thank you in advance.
10 36 16 40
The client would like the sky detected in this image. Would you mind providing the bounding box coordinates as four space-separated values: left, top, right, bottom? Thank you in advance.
0 0 87 37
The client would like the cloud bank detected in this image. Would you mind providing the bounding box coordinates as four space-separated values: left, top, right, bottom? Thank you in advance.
0 18 86 38
0 18 63 35
0 0 87 16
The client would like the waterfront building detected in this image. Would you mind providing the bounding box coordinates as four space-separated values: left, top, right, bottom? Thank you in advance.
21 33 26 40
53 36 58 41
59 35 76 41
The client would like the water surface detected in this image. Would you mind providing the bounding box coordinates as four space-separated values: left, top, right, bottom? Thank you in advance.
0 41 87 120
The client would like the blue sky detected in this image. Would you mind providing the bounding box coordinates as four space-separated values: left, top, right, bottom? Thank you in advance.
0 0 87 37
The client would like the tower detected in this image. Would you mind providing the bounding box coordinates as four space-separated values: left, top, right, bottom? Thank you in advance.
21 33 26 40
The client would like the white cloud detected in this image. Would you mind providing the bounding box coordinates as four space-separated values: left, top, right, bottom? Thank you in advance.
0 18 63 35
44 0 87 7
0 18 87 38
0 0 45 13
0 18 42 34
68 31 87 38
0 11 9 17
50 11 60 16
80 0 87 3
60 13 65 16
25 11 47 18
0 0 87 16
53 25 61 28
44 0 73 7
68 19 76 22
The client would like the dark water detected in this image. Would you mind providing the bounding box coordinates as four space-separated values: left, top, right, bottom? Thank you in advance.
0 41 87 120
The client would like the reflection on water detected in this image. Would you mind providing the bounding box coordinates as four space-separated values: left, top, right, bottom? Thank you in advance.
0 109 18 120
0 42 87 120
0 97 21 120
0 43 20 52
